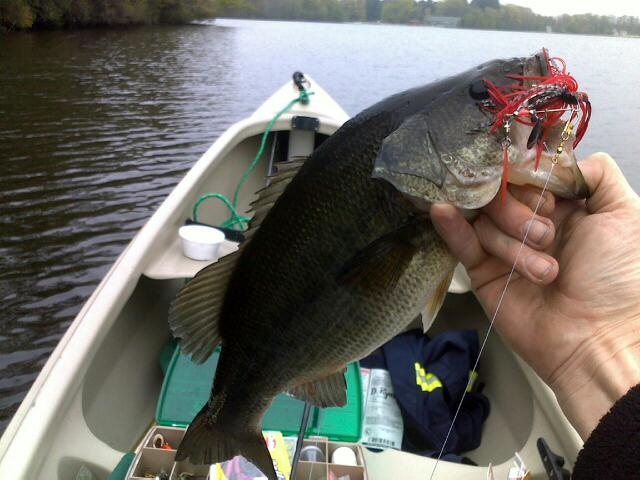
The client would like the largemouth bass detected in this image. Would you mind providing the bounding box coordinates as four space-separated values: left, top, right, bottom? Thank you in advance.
169 50 590 479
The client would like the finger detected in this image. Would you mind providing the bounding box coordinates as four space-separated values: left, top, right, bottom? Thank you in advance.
508 184 556 217
474 213 559 284
432 204 514 293
431 204 488 271
482 188 556 250
579 153 638 214
549 197 588 230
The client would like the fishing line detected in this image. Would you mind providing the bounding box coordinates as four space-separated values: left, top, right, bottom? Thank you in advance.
427 161 557 480
291 402 312 480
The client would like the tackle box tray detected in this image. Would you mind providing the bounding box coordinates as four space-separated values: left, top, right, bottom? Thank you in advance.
126 427 368 480
156 345 362 442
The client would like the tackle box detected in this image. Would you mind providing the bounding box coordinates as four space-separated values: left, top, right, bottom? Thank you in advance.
156 345 362 442
126 427 368 480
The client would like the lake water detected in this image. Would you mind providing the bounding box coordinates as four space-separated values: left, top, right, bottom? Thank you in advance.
0 18 638 432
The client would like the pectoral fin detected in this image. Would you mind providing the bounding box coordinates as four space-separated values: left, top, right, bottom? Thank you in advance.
421 267 455 332
337 220 424 290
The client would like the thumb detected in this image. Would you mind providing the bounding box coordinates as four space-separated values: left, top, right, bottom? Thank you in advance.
579 153 637 214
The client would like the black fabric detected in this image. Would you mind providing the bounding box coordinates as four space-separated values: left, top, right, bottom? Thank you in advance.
573 383 640 479
362 329 490 460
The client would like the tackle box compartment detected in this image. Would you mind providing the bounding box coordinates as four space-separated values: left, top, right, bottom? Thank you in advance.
295 436 369 480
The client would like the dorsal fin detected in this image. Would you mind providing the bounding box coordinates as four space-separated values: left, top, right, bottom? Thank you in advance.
168 158 307 363
244 157 306 241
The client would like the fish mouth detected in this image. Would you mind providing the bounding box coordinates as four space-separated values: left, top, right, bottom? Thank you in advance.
374 158 503 212
373 169 440 213
507 121 590 199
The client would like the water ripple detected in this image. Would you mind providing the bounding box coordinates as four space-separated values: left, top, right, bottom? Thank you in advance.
0 24 236 431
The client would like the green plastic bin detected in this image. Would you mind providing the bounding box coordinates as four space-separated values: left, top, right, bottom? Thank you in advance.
156 346 362 442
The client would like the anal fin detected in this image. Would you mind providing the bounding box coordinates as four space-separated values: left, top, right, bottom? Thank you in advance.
287 369 347 408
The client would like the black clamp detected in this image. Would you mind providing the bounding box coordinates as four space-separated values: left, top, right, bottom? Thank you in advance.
293 71 308 92
292 71 311 105
537 437 571 479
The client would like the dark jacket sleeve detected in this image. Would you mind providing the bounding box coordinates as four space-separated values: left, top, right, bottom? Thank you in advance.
572 384 640 479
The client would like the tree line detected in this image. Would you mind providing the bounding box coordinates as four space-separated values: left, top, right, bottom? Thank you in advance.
2 0 639 36
0 0 216 30
217 0 640 36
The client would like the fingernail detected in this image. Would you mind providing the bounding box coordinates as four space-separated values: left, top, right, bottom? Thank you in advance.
526 255 552 280
524 219 549 244
431 203 457 222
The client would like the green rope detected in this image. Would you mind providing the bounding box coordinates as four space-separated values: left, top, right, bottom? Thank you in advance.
193 89 314 230
192 193 250 229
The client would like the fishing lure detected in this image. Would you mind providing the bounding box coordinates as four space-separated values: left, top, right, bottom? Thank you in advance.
480 48 591 204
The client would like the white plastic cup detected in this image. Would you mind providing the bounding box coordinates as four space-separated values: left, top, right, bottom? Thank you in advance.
178 225 225 261
331 446 357 466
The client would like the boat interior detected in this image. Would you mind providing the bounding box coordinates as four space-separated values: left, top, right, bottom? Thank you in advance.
2 79 583 480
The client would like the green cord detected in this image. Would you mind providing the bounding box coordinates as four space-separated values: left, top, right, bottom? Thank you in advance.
193 89 314 230
192 193 250 229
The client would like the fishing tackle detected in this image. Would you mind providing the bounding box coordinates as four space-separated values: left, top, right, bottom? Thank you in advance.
478 48 591 181
177 474 207 480
500 120 512 205
152 433 173 450
526 118 543 151
551 117 576 165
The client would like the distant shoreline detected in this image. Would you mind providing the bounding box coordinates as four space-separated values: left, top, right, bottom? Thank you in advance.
3 0 638 36
213 17 640 38
3 16 639 39
1 21 213 33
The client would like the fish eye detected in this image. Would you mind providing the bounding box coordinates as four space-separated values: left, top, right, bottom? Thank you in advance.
469 79 490 101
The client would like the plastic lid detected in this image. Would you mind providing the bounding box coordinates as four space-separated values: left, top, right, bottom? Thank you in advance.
331 446 357 466
156 346 362 442
178 225 224 244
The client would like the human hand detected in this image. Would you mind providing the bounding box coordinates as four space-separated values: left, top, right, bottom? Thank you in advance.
431 153 640 439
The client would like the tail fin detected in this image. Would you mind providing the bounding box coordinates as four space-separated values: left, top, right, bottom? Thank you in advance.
176 404 277 480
